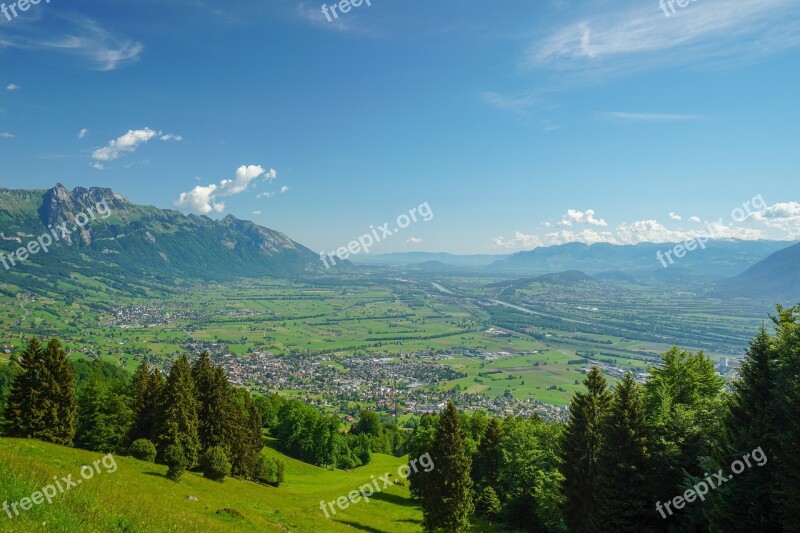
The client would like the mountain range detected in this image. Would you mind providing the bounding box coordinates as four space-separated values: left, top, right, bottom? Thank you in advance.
0 185 330 284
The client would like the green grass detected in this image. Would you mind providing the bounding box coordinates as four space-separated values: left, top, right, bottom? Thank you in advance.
0 438 508 532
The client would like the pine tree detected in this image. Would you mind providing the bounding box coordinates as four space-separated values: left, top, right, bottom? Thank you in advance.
129 363 165 444
771 306 800 527
40 339 77 446
711 327 780 531
472 417 502 491
422 401 473 533
6 338 77 446
561 366 611 533
226 388 263 478
4 337 45 439
593 373 654 532
158 355 200 469
193 353 233 452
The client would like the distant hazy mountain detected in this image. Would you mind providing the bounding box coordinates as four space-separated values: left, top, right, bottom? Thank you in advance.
348 251 507 267
0 184 330 283
717 242 800 300
491 240 793 279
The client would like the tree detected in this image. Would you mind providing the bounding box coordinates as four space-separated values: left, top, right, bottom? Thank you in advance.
200 446 232 482
771 306 800 527
157 355 200 469
165 443 188 482
711 326 780 531
475 486 501 525
5 338 77 446
407 414 438 501
561 366 611 533
422 401 473 533
128 363 165 444
193 356 234 452
644 347 726 528
4 337 44 439
472 417 502 490
594 373 654 532
76 379 132 453
0 362 22 434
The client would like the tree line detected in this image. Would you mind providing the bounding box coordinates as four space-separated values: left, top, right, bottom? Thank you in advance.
408 305 800 532
1 341 284 486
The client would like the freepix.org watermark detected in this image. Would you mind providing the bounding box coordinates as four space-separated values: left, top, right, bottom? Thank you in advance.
1 200 112 272
655 446 767 519
320 201 433 269
1 0 51 22
321 0 372 23
3 453 117 520
656 194 767 268
320 452 434 518
660 0 700 17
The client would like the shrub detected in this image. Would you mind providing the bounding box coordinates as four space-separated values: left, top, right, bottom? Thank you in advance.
200 446 232 483
253 455 285 486
164 444 188 482
129 439 157 463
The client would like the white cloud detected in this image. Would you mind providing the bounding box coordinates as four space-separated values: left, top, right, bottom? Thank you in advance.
175 184 224 215
407 237 422 245
494 213 780 250
92 128 181 163
0 132 14 139
493 231 545 249
751 202 800 238
280 185 289 193
78 128 89 139
175 165 275 215
5 83 19 91
252 210 262 215
669 212 682 221
689 216 702 223
558 209 608 227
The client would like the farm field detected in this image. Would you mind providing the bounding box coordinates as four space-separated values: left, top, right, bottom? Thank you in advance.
0 272 772 409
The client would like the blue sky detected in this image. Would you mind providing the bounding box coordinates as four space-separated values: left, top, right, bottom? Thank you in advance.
1 0 799 254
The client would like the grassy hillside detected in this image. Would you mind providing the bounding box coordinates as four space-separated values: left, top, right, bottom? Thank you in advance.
0 438 433 532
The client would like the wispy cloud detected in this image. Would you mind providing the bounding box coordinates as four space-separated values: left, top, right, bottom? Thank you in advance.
0 132 14 139
597 112 703 122
483 91 542 114
5 83 20 91
526 0 800 79
0 16 143 71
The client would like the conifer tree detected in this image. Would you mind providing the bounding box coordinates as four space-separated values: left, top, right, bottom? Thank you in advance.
561 366 611 533
472 417 502 491
7 338 77 446
41 338 77 446
594 373 654 532
193 353 233 452
711 326 780 531
4 337 45 439
129 363 165 443
422 401 473 533
771 306 800 527
158 355 200 469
